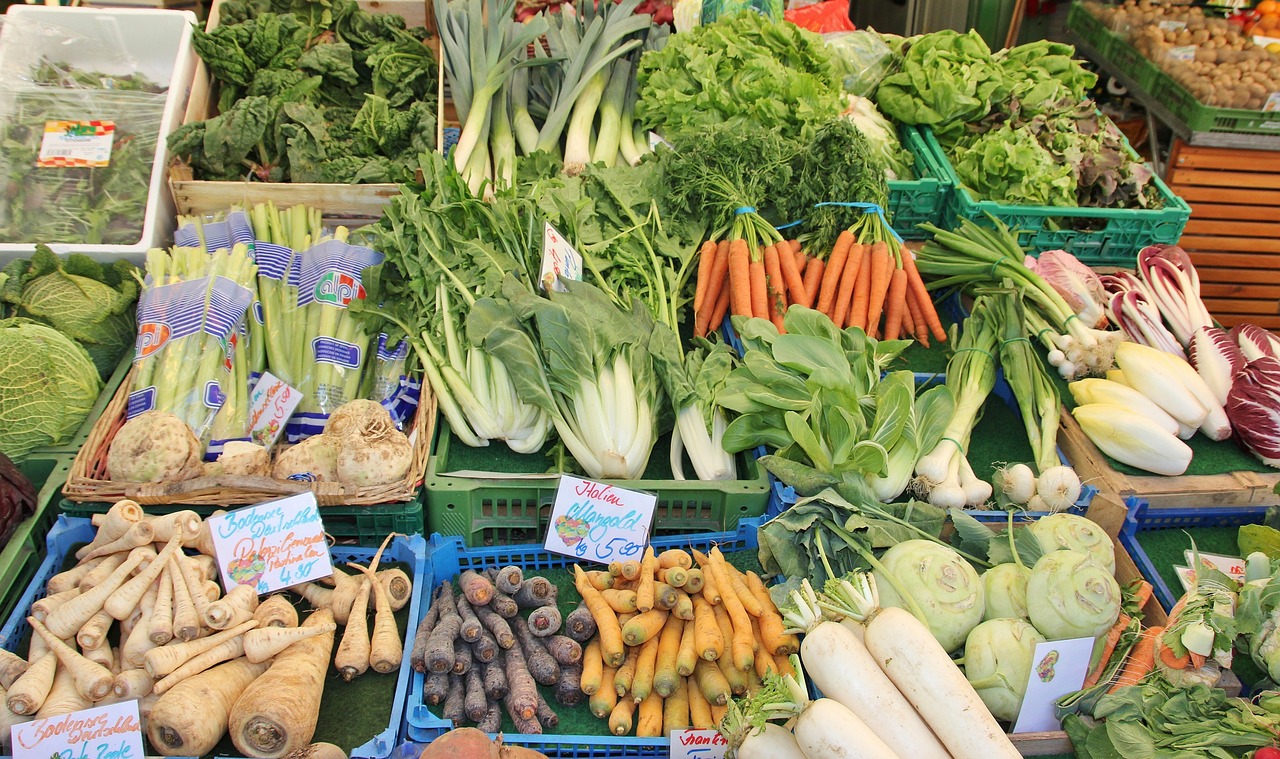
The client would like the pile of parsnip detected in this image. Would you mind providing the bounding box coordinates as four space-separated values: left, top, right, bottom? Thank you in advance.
0 499 411 759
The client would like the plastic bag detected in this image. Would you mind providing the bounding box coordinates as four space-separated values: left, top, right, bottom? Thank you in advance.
0 14 153 92
785 0 855 33
701 0 782 26
824 29 901 97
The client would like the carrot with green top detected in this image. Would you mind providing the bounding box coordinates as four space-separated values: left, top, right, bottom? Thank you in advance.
763 245 787 333
749 255 768 320
865 242 893 337
727 240 752 319
816 230 855 316
777 238 808 307
1109 625 1162 692
831 243 864 329
693 240 719 315
900 244 947 342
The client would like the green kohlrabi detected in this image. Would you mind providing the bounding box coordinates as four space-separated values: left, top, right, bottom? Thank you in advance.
872 538 985 653
963 618 1044 722
1026 549 1121 641
1027 512 1116 574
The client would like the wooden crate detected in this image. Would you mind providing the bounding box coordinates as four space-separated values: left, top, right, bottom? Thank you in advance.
1169 140 1280 330
168 0 443 219
1058 407 1280 508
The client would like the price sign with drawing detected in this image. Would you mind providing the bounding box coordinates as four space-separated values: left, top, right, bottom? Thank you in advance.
540 221 583 292
248 372 302 450
208 492 333 595
12 700 144 759
543 475 656 565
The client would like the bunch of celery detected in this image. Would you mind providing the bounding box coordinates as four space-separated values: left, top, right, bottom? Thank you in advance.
131 245 256 448
353 153 551 453
247 202 324 386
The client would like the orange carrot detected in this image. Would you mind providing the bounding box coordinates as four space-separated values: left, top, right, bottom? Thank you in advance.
695 242 731 338
692 240 718 315
816 230 855 316
1083 613 1131 689
848 244 874 330
749 255 768 320
882 268 909 343
792 244 807 279
1133 581 1154 611
830 243 864 329
801 258 824 309
1109 625 1161 693
864 243 892 337
1156 597 1191 670
763 245 787 333
727 241 752 319
899 246 946 342
777 239 808 309
898 284 917 341
905 287 930 348
707 284 730 338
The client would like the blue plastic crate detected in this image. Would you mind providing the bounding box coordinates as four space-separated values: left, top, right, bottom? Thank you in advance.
1118 496 1267 611
0 516 428 759
404 517 761 755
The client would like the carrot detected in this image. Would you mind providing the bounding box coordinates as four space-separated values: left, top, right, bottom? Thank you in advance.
614 645 639 697
683 568 704 596
864 243 893 337
652 583 679 612
727 240 752 318
636 546 657 613
28 616 113 701
708 548 757 671
724 565 764 618
664 677 691 733
658 550 692 570
691 594 723 661
832 243 865 329
619 561 642 581
608 695 636 736
245 623 336 664
1109 626 1162 693
631 633 661 704
1133 581 1154 611
881 266 910 342
899 246 946 342
556 662 584 708
763 244 787 332
801 257 824 309
706 284 731 338
777 238 808 308
710 700 728 728
676 613 698 676
512 576 554 609
623 610 669 649
672 588 694 621
1083 613 1132 688
848 243 875 330
657 566 687 588
752 622 777 680
590 666 617 719
228 609 335 758
905 286 931 347
6 653 54 715
601 589 638 614
773 652 795 677
693 658 731 706
693 240 719 315
745 571 798 656
1156 628 1190 670
816 230 855 315
575 566 624 668
653 614 684 698
420 583 460 674
749 256 768 320
897 278 918 342
458 570 495 607
585 571 614 591
690 550 720 605
687 673 713 728
494 565 523 595
637 691 663 737
544 635 582 666
717 651 749 696
581 639 603 695
790 240 806 275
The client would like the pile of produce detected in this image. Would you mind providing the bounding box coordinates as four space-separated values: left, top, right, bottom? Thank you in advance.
0 500 412 757
168 0 438 184
0 454 36 546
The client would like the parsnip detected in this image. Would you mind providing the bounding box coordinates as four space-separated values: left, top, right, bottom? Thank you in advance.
152 634 249 695
145 620 258 678
36 665 91 718
351 562 402 674
0 648 28 688
254 595 298 629
0 685 31 748
379 569 412 612
149 658 268 755
6 652 55 715
123 579 159 668
112 668 154 700
151 564 174 645
44 550 144 639
29 616 114 701
106 536 181 620
79 553 125 593
79 500 144 559
147 511 202 543
31 588 80 622
333 577 372 681
80 520 155 562
207 585 260 630
77 609 115 651
46 558 102 595
174 554 216 622
81 641 114 672
169 555 200 642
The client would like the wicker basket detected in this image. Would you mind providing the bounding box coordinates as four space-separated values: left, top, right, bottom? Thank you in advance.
62 368 436 507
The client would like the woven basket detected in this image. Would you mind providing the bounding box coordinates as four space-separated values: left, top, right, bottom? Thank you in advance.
63 368 436 507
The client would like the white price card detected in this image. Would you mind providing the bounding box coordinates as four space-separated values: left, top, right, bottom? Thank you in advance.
12 700 144 759
209 492 333 595
540 221 583 292
1012 636 1095 733
670 728 728 759
543 475 656 565
248 372 302 450
38 120 115 168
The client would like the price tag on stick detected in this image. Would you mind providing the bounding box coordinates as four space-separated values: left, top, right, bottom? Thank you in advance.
543 475 656 565
1012 636 1094 733
539 221 583 292
12 700 144 759
209 491 333 595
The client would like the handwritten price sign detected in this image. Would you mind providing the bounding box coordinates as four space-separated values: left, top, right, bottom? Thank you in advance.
543 476 656 565
209 492 333 595
248 372 302 450
12 701 144 759
669 729 727 759
539 221 583 292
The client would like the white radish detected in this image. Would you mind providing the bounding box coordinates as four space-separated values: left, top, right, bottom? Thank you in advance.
736 722 807 759
1036 466 1082 514
832 574 1021 759
781 583 948 759
794 698 901 759
994 463 1036 504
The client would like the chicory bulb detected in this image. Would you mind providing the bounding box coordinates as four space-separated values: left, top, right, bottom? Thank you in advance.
873 539 985 652
1026 550 1121 640
1027 513 1116 574
982 563 1030 622
963 619 1045 722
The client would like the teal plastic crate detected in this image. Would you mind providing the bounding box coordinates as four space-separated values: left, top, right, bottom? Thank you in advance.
1149 66 1280 136
0 515 428 759
887 125 951 239
924 127 1191 267
0 454 71 627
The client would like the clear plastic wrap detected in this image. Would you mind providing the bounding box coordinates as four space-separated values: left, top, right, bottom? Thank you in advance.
823 29 901 97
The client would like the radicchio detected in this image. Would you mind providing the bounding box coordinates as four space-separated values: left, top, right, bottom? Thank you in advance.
1137 245 1212 347
1227 356 1280 467
1034 249 1108 328
1189 326 1244 406
1231 324 1280 362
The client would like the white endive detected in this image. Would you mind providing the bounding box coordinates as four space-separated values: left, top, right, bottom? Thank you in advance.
1073 403 1194 476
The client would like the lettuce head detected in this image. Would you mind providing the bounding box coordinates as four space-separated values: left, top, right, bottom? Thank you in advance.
0 318 101 460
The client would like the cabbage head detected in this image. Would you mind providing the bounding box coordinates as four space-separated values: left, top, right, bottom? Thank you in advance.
964 618 1044 722
874 538 985 652
0 318 101 459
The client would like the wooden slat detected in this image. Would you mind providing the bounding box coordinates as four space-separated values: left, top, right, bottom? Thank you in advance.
1168 168 1280 189
1193 266 1280 284
1184 219 1280 237
1178 251 1280 268
1204 298 1280 316
1215 313 1280 329
1171 185 1280 205
1187 203 1280 221
1202 282 1280 299
1178 236 1280 254
1173 147 1280 172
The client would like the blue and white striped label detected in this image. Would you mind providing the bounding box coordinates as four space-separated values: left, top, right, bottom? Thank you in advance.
312 336 362 369
174 211 255 253
295 240 383 309
256 242 294 283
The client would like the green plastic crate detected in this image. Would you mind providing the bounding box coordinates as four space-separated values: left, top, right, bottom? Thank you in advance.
887 125 951 239
59 495 425 545
1149 66 1280 136
1067 2 1120 61
424 424 770 547
31 355 131 457
924 127 1191 268
0 454 72 625
1107 39 1165 96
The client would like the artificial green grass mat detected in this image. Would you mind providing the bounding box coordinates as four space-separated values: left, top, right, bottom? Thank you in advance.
889 308 954 376
421 549 765 739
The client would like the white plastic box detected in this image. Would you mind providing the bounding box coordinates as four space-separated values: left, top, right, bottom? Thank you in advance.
0 5 197 264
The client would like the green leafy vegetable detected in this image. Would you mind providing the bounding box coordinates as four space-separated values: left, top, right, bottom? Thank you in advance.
0 318 102 460
1240 524 1280 560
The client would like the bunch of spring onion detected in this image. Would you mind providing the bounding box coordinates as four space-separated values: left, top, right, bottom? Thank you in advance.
989 285 1082 513
353 154 551 454
131 245 256 449
918 219 1123 380
913 296 997 509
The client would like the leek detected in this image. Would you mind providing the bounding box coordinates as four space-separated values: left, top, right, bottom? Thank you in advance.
991 286 1061 475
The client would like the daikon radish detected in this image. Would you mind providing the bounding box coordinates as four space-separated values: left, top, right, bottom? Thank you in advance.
30 588 80 623
80 520 155 562
832 573 1021 759
151 565 174 645
244 623 336 664
6 653 55 715
29 616 114 700
44 551 144 639
147 511 202 543
80 500 144 559
152 634 250 695
106 536 182 620
735 722 807 759
149 658 268 756
47 558 102 595
254 595 298 628
112 668 154 700
123 580 160 668
145 620 258 678
229 609 336 758
0 650 26 689
36 666 91 718
169 555 200 642
79 553 126 593
781 582 949 759
206 585 260 630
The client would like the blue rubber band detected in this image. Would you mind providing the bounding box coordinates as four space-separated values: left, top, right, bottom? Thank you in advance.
812 201 905 244
734 206 757 216
774 220 803 231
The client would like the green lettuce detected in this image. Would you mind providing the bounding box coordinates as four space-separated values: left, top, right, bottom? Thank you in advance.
951 124 1077 207
875 30 1009 140
0 318 101 460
